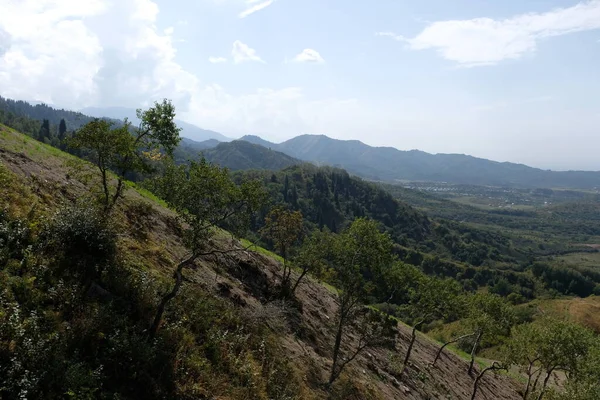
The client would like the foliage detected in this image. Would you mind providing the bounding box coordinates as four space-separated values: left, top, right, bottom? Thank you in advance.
504 317 596 400
260 206 304 289
41 204 117 285
199 140 301 171
0 203 303 400
291 228 334 293
68 99 181 211
147 159 266 255
463 293 515 375
68 119 135 208
144 158 266 337
322 218 397 385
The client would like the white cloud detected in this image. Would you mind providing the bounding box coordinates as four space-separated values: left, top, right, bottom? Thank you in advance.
292 48 325 63
209 56 227 63
182 85 367 141
231 40 264 63
375 31 405 41
239 0 275 18
384 0 600 66
0 0 367 143
0 0 106 106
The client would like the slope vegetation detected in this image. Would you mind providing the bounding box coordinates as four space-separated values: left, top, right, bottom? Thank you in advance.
200 140 302 171
0 124 522 399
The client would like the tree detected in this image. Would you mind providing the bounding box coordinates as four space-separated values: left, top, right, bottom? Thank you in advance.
69 99 181 211
145 159 266 338
68 119 133 209
290 228 333 294
260 206 304 290
38 119 50 141
464 293 514 375
400 275 462 375
471 361 508 400
58 118 67 140
325 218 397 385
505 318 595 400
553 339 600 400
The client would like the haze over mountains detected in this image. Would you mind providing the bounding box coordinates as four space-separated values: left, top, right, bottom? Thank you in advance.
3 97 600 190
81 107 232 143
232 134 600 189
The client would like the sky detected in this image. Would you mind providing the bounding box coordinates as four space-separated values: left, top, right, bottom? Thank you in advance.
0 0 599 170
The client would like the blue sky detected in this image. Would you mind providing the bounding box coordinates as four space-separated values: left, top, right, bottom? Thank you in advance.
0 0 599 170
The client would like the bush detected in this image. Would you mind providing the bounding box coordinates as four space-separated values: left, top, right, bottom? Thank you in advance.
42 205 116 284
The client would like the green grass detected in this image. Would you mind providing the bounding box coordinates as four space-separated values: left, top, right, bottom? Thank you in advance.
552 252 600 268
124 180 169 209
239 238 284 263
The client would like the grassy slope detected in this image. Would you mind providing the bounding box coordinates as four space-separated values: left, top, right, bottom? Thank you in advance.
0 124 523 400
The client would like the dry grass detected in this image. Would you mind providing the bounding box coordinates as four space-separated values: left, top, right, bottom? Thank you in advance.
533 296 600 333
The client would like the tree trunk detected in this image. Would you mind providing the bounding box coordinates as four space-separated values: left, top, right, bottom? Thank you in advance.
432 332 476 367
328 314 346 386
148 255 196 339
471 362 504 400
291 268 308 294
535 369 554 400
109 176 125 211
468 331 483 376
402 325 418 375
100 167 110 211
523 360 539 400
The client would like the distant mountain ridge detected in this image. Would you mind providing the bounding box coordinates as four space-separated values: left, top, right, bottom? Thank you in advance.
4 95 600 189
239 134 600 189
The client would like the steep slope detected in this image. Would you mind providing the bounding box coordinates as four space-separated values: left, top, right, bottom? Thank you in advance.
0 124 522 399
240 134 600 189
200 140 302 171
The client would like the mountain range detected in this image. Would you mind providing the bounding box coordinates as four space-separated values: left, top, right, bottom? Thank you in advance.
236 134 600 189
3 97 600 189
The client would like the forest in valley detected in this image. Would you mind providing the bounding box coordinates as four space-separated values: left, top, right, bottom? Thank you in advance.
2 98 600 399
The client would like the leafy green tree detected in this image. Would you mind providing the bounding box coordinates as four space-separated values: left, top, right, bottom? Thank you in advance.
291 228 333 294
58 118 67 140
145 159 266 338
400 275 462 374
38 119 50 141
505 318 595 400
325 218 397 385
464 293 514 375
260 206 304 289
68 119 133 209
69 99 181 211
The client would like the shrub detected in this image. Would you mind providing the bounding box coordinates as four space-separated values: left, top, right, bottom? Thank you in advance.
42 205 116 284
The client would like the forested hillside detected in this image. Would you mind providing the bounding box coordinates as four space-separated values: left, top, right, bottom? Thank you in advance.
1 121 530 400
200 140 302 171
3 98 600 399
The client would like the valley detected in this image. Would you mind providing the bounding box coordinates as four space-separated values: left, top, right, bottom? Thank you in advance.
2 98 600 399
